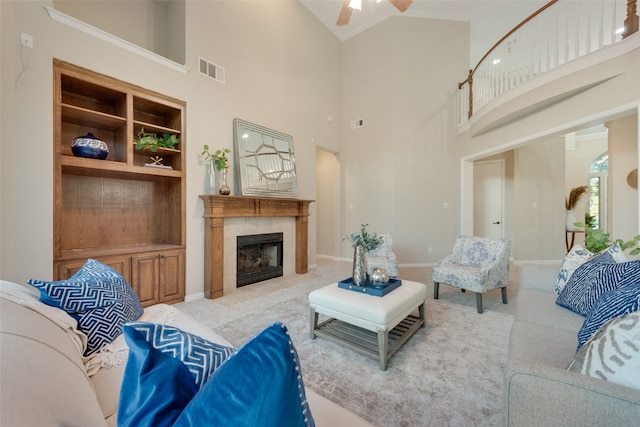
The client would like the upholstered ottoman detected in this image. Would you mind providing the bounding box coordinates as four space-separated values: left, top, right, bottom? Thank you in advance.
309 280 427 370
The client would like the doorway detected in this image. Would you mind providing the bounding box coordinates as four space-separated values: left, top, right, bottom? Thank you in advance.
315 147 342 259
474 160 505 239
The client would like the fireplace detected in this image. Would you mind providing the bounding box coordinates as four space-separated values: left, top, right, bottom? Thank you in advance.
236 233 284 287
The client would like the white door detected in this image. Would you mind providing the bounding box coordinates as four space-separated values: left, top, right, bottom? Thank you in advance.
474 160 505 238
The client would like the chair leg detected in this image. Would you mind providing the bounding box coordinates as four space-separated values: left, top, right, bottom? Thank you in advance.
433 282 439 299
501 287 507 304
476 293 483 314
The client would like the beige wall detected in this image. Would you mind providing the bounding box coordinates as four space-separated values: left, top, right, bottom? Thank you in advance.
0 0 341 297
338 16 469 264
608 114 639 239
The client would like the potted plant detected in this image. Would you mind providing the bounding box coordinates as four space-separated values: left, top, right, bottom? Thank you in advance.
573 221 640 256
201 145 231 195
344 224 384 285
135 127 179 152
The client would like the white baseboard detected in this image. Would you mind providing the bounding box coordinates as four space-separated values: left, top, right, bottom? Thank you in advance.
399 262 436 268
316 254 344 262
183 292 205 302
512 259 562 265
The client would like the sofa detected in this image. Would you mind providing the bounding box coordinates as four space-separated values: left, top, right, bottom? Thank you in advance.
0 279 374 427
504 263 640 426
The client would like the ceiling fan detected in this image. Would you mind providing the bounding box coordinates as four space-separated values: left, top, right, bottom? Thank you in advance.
337 0 413 26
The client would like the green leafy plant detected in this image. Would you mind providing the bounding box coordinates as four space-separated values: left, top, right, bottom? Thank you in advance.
584 213 597 230
201 145 231 171
135 128 179 152
574 221 640 255
344 223 384 252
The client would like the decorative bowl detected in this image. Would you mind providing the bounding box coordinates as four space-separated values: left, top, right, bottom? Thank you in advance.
72 132 108 160
370 268 390 285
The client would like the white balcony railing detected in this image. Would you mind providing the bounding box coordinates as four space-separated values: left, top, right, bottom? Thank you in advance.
457 0 638 128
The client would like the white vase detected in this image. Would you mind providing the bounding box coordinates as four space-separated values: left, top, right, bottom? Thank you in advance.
207 159 216 194
566 210 578 231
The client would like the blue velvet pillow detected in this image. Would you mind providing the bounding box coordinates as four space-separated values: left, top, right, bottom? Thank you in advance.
577 282 640 350
173 322 315 427
124 322 234 389
555 252 619 316
118 325 200 427
28 258 143 356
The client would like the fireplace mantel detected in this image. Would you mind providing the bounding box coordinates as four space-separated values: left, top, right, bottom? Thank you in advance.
200 195 314 298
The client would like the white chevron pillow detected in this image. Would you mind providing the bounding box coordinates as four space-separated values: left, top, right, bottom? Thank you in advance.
568 311 640 390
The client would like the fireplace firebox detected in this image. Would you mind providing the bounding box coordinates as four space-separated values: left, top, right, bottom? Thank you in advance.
237 233 284 287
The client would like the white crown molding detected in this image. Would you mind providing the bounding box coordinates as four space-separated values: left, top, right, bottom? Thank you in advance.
45 6 188 74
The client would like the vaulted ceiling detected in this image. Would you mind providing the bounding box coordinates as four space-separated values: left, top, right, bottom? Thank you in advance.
299 0 547 63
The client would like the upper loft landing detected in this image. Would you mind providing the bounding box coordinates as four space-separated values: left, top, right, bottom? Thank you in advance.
457 0 639 136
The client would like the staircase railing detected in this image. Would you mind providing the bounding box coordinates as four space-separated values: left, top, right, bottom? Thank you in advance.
457 0 638 127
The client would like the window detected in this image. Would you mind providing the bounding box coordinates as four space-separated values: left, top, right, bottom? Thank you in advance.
588 153 608 230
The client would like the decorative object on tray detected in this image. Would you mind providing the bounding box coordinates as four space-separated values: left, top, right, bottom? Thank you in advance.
201 145 232 195
338 277 402 297
144 156 172 170
344 224 384 286
135 127 179 152
370 268 389 285
565 185 588 231
72 132 108 160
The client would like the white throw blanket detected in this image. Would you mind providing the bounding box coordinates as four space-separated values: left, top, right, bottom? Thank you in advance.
0 280 88 355
0 279 179 377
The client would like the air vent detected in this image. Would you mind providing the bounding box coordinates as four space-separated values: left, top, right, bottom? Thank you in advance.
199 57 225 84
350 118 364 129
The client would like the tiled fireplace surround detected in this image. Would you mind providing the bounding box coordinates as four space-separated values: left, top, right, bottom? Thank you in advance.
224 217 293 294
200 195 314 299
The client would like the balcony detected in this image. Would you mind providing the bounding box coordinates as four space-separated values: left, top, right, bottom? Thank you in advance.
457 0 638 134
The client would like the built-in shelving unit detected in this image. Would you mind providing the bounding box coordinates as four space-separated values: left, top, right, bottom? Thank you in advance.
53 59 186 306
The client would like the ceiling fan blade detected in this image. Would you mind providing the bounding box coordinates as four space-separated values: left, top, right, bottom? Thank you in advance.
337 0 353 26
388 0 413 13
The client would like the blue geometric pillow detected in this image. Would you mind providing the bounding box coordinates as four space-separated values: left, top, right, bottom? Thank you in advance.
28 258 143 356
577 282 640 350
118 325 200 427
556 258 640 316
124 322 234 389
173 323 315 427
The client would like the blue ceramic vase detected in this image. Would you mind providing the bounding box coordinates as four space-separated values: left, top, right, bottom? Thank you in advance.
72 132 108 160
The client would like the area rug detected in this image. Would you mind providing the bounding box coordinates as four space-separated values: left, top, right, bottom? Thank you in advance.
177 272 514 427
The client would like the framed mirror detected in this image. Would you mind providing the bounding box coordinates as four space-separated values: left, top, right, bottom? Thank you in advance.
233 118 298 198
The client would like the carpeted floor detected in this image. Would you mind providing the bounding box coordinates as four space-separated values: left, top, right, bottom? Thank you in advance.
175 259 519 427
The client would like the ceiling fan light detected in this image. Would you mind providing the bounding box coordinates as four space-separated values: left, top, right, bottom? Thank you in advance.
349 0 362 11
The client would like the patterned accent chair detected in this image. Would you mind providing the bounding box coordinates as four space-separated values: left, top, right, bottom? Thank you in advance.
367 233 399 277
432 236 510 313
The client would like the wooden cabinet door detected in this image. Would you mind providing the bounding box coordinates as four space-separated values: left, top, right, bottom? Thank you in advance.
131 253 159 307
55 255 131 283
159 250 185 303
